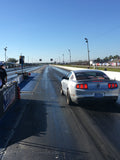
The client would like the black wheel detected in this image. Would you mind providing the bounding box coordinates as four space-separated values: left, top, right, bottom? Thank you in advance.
114 97 118 102
67 90 73 105
107 97 118 104
112 97 118 103
60 86 64 95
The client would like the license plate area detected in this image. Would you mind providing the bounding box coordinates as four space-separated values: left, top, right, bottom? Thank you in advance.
95 93 104 97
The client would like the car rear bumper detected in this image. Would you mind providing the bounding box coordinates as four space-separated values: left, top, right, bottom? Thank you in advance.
71 93 118 103
76 96 118 103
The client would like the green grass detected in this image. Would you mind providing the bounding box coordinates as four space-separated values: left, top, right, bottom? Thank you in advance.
93 67 120 72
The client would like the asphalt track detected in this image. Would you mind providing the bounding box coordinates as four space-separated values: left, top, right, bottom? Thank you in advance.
0 65 120 160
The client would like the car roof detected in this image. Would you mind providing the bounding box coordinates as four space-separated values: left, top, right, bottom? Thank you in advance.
72 69 104 74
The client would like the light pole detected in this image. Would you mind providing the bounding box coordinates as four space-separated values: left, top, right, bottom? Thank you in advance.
85 38 90 67
59 56 61 64
4 47 7 64
68 49 71 64
62 54 64 64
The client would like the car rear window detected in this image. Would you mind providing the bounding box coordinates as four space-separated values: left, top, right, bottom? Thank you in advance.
75 72 109 80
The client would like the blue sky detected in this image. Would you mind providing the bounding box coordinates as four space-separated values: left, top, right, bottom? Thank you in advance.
0 0 120 63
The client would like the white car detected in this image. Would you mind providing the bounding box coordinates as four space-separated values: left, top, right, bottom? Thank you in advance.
61 69 119 105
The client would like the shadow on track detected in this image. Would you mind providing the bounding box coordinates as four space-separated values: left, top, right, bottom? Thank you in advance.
0 99 47 149
70 101 120 114
9 99 47 145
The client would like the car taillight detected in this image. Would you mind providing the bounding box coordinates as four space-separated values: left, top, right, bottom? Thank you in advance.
108 83 118 89
76 84 88 89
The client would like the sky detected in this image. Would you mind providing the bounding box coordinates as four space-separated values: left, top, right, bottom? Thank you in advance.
0 0 120 63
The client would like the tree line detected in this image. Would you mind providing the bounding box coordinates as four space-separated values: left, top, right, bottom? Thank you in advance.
7 58 18 63
94 55 120 63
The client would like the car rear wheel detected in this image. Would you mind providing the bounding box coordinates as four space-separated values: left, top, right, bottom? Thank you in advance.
107 97 118 104
60 86 64 95
112 97 118 103
67 90 73 105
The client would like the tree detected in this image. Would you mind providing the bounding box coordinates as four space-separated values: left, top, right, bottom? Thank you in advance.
7 58 18 63
109 55 113 60
113 55 120 59
103 57 109 62
94 54 120 63
96 58 101 63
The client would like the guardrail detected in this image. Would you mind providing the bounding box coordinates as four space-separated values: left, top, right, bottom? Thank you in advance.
16 72 31 83
0 71 31 119
0 82 19 118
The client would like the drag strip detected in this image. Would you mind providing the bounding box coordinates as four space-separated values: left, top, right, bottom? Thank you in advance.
0 65 120 160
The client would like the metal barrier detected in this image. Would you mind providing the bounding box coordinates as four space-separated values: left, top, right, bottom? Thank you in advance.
0 82 18 118
0 71 31 118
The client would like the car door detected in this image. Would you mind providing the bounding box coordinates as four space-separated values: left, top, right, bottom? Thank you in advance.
63 72 72 95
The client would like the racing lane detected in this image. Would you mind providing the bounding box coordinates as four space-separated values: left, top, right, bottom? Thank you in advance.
0 65 120 160
51 66 120 157
51 66 120 155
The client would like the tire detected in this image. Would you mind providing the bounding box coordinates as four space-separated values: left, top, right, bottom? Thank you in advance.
67 90 73 105
107 97 118 104
114 97 118 102
60 86 64 95
112 97 118 103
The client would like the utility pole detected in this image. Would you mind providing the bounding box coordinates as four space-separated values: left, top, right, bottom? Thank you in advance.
85 38 90 67
59 56 61 64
